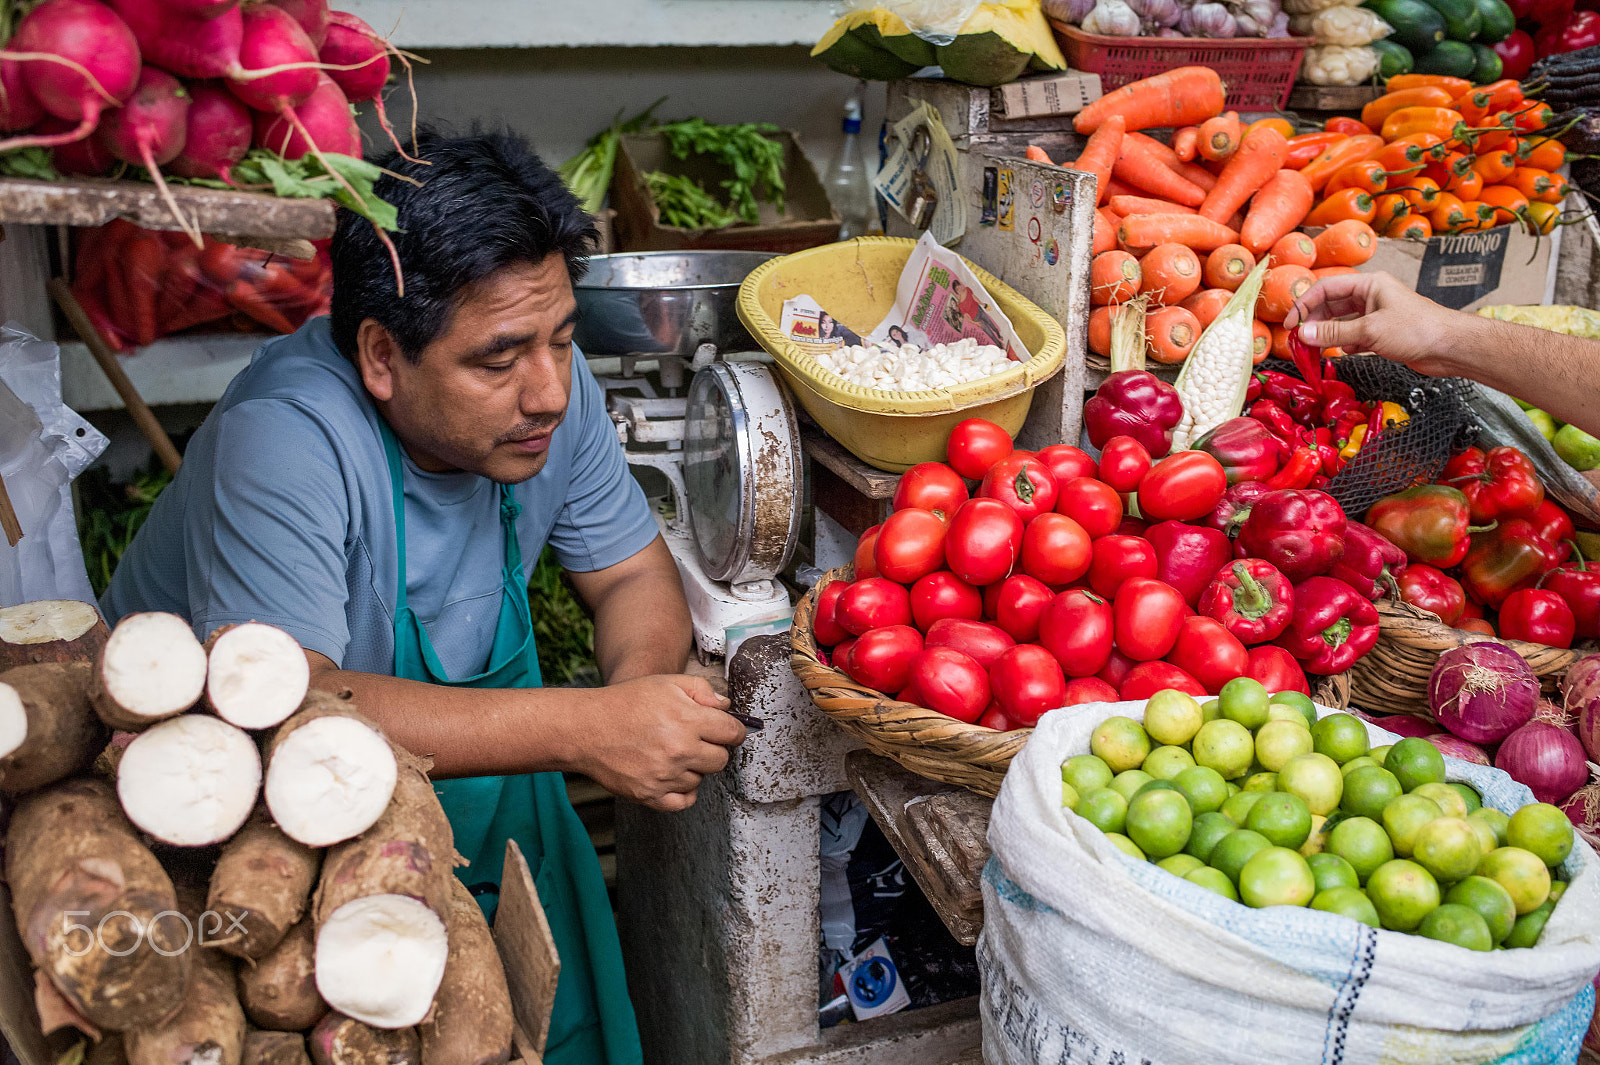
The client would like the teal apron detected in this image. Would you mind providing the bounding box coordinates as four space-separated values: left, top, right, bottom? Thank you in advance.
379 422 642 1065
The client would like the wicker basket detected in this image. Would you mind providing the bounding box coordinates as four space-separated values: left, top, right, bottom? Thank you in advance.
1338 599 1587 719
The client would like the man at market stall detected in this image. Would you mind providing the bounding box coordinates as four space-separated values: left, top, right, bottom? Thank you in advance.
101 128 746 1065
1289 271 1600 437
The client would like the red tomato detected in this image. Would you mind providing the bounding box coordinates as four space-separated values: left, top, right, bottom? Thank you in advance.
830 637 856 671
1097 648 1137 691
1063 676 1119 705
924 618 1016 669
947 418 1014 480
1036 444 1097 487
978 703 1013 731
897 676 923 705
873 508 947 584
1112 577 1186 661
1098 436 1152 493
1245 644 1310 697
980 456 1059 524
1055 477 1124 539
836 578 912 635
1088 535 1158 599
1020 513 1092 586
813 581 849 646
892 462 969 519
989 644 1067 727
1120 661 1207 700
1137 451 1228 522
945 498 1024 586
854 524 882 579
1038 588 1114 678
1165 615 1249 694
910 572 982 631
910 647 990 723
993 575 1054 643
1117 518 1148 537
847 625 924 692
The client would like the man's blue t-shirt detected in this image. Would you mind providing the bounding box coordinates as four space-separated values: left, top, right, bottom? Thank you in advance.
102 317 659 679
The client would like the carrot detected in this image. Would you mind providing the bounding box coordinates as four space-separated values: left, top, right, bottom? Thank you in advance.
1113 136 1207 207
1088 306 1114 357
1105 176 1143 199
1480 185 1529 224
1173 126 1200 162
1284 132 1344 169
1074 66 1226 134
1313 266 1359 281
1372 192 1412 230
1303 188 1376 227
1093 208 1120 255
1146 306 1201 365
1124 131 1181 164
1139 242 1202 305
1117 213 1240 254
1362 87 1457 133
1203 244 1255 291
1520 136 1566 171
1238 169 1314 255
1258 265 1315 324
1386 74 1472 98
1312 219 1377 268
1269 323 1292 359
1026 145 1054 164
1251 318 1272 365
1198 111 1242 162
1470 149 1517 185
1199 126 1288 224
227 279 297 334
1091 250 1142 306
1267 231 1316 269
1182 287 1233 329
1299 134 1383 193
1108 194 1195 216
1169 158 1218 192
125 234 164 347
1068 114 1126 206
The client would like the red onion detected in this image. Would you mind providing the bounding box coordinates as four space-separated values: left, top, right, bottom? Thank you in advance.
1496 720 1590 804
1426 733 1491 766
1562 783 1600 853
1429 642 1539 744
1370 713 1441 738
1566 654 1600 763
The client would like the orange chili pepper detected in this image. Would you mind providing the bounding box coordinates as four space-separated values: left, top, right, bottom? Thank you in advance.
1373 192 1412 228
1388 74 1473 98
1469 113 1522 152
1430 192 1468 232
1520 136 1566 171
1456 201 1496 231
1325 159 1392 196
1507 166 1559 202
1398 174 1442 209
1453 80 1524 125
1385 212 1432 240
1374 133 1443 173
1300 134 1384 192
1447 168 1483 199
1247 117 1296 140
1381 107 1465 142
1470 148 1517 185
1525 199 1561 235
1480 185 1529 224
1305 188 1377 226
1514 102 1554 133
1422 150 1472 189
1542 171 1571 204
1284 131 1344 169
1325 116 1370 136
1362 86 1457 132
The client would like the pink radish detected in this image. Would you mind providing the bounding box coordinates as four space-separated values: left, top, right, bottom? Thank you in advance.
0 0 140 152
0 60 44 132
253 72 358 159
42 117 113 174
108 0 242 80
170 82 252 183
269 0 329 48
320 10 420 161
167 0 236 17
226 3 320 112
98 67 200 245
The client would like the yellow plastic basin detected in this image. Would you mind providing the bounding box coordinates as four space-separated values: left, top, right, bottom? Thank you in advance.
736 236 1067 472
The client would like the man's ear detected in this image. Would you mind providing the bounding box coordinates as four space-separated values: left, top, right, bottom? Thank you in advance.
355 319 402 402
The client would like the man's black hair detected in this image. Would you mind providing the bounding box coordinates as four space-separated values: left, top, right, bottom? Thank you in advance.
330 126 598 362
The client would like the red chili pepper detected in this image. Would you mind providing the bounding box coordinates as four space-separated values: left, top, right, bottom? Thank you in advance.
1146 521 1235 608
1287 328 1324 398
1199 559 1296 645
1542 542 1600 640
1460 518 1560 608
1205 481 1271 539
1325 116 1370 136
1319 379 1357 406
1334 410 1369 448
1366 484 1483 568
1321 395 1366 429
1439 445 1545 523
1245 375 1263 405
1192 417 1286 485
1265 447 1321 490
1526 500 1575 563
1498 588 1576 648
1328 520 1408 600
1274 576 1381 674
1396 563 1467 625
1255 371 1323 427
1316 442 1343 476
1309 473 1331 489
1249 399 1299 443
1237 489 1347 582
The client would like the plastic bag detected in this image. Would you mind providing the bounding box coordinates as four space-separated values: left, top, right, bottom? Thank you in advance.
1282 0 1361 17
71 220 331 352
1301 42 1380 84
1290 4 1391 42
842 0 985 42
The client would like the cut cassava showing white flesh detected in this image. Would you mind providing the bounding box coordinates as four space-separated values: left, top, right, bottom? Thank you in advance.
266 693 397 847
117 714 262 846
0 599 108 670
90 611 207 730
205 622 310 729
315 894 449 1029
0 661 106 792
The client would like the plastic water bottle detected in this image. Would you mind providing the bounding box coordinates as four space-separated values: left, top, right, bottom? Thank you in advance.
824 88 874 240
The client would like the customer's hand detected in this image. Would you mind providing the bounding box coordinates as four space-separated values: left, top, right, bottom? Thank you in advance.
1285 271 1469 380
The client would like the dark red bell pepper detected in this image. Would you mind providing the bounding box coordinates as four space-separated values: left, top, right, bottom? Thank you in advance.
1199 558 1296 644
1193 417 1285 485
1236 489 1347 583
1366 484 1482 568
1440 446 1545 523
1498 588 1576 648
1146 521 1235 608
1460 519 1560 608
1541 543 1600 640
1206 481 1270 538
1265 447 1321 490
1274 576 1380 675
1396 563 1467 625
1255 371 1323 427
1083 370 1184 459
1527 500 1575 564
1320 379 1357 407
1249 398 1299 443
1330 521 1408 600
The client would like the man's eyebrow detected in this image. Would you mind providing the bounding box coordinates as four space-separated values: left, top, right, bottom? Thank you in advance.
461 310 581 361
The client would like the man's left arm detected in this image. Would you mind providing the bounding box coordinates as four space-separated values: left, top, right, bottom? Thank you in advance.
567 536 692 683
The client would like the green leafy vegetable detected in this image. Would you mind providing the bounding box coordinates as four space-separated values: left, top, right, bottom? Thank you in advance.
77 463 173 597
655 118 785 225
169 148 399 231
558 99 664 215
0 146 57 181
645 171 738 230
528 546 599 686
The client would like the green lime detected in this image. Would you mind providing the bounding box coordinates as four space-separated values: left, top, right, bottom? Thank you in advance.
1210 829 1273 885
1555 423 1600 472
1245 791 1313 850
1174 766 1229 815
1469 807 1510 848
1193 719 1255 779
1418 903 1493 950
1466 816 1499 858
1110 769 1154 804
1144 689 1204 747
1136 779 1182 798
1383 794 1444 858
1551 879 1568 903
1478 846 1552 914
1225 782 1241 797
1445 875 1518 944
1062 780 1080 810
1256 720 1315 772
1341 766 1404 820
1327 816 1396 883
1412 817 1485 883
1127 789 1192 859
1448 782 1482 813
1268 703 1314 726
1220 677 1271 730
1186 811 1239 862
1308 852 1360 893
1242 771 1279 793
1092 716 1152 773
1413 782 1469 819
1186 865 1239 900
1279 753 1344 816
1105 832 1145 860
1158 853 1205 878
1144 744 1196 780
1240 847 1316 908
1272 691 1317 726
1200 698 1222 723
1503 897 1556 948
1367 859 1442 931
1077 787 1128 834
1220 790 1265 825
1506 803 1575 867
1312 886 1381 927
1369 744 1393 766
1385 737 1446 792
1062 754 1114 795
1526 408 1558 441
1341 756 1379 778
1313 713 1371 765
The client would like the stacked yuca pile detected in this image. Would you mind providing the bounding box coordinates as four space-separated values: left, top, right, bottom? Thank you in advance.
0 600 514 1065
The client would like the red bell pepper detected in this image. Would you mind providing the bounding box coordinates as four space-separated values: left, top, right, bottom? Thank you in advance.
1527 500 1575 564
1246 644 1310 697
1396 563 1467 625
1236 489 1348 583
1316 442 1343 477
1319 379 1358 407
1255 371 1323 427
1146 521 1235 608
1206 482 1270 538
1309 474 1331 490
1199 559 1296 644
1498 588 1576 648
1329 521 1408 600
1460 519 1560 608
1440 446 1545 523
1323 395 1367 428
1365 484 1482 568
1083 370 1184 458
1249 399 1299 444
1192 418 1285 485
1265 447 1322 490
1274 576 1381 675
1541 545 1600 640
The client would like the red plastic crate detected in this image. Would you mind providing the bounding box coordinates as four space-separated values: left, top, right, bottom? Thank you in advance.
1049 21 1313 111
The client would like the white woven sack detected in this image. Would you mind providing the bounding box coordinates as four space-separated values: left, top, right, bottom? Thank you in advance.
981 700 1600 1065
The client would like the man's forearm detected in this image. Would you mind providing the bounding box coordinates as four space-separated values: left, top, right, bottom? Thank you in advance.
1438 316 1600 438
589 568 693 683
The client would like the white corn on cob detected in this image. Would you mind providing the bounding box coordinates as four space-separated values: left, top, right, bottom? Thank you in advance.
1170 259 1270 451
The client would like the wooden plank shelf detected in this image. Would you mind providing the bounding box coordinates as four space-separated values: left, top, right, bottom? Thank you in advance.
0 177 336 240
1287 84 1384 113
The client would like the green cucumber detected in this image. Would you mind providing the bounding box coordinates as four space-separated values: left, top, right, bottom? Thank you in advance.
1414 38 1478 75
1473 0 1515 41
1365 0 1447 53
1469 41 1504 82
1419 0 1482 40
1373 38 1416 78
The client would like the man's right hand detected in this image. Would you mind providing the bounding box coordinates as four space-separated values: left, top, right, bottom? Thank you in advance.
1285 270 1472 380
574 674 746 812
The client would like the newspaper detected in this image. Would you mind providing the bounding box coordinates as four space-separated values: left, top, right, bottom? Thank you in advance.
873 102 966 247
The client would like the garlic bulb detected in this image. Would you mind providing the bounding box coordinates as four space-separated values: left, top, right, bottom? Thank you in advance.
1083 0 1142 34
1180 1 1239 35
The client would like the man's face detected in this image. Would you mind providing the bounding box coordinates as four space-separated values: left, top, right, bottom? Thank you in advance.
360 256 578 483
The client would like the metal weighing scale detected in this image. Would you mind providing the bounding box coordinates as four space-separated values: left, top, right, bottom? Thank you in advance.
574 251 802 659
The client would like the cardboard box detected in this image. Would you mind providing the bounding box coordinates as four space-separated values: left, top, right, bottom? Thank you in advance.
611 130 839 255
887 78 1092 148
1352 222 1560 312
990 70 1103 119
